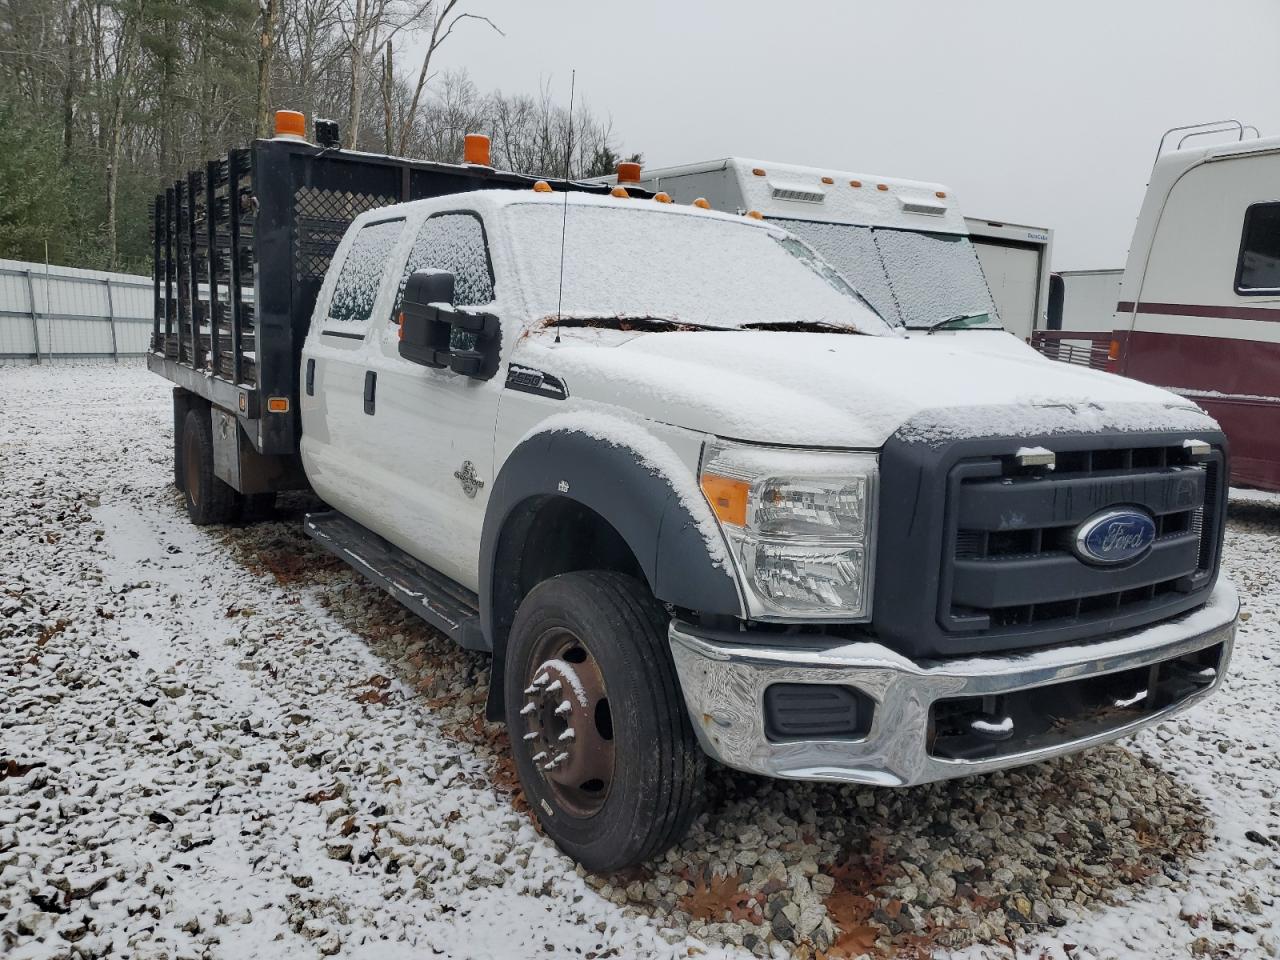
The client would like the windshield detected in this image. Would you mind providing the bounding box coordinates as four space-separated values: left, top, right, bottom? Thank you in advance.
504 202 897 336
777 219 1003 330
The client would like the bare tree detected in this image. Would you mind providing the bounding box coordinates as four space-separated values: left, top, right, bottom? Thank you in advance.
396 0 500 155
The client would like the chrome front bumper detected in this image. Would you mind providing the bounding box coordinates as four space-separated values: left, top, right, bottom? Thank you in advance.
668 579 1238 786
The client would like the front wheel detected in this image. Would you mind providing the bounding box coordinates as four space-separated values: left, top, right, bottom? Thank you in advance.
504 571 704 872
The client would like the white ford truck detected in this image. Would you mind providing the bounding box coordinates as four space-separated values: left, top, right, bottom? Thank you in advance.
149 117 1238 871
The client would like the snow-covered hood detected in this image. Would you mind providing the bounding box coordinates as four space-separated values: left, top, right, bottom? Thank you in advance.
515 329 1218 448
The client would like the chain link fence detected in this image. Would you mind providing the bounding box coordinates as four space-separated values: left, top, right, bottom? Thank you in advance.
0 258 152 365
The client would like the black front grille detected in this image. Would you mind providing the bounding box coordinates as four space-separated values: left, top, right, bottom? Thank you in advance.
872 429 1228 660
941 443 1221 636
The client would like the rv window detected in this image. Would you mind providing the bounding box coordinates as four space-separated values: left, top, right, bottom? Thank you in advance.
328 218 406 326
1236 202 1280 295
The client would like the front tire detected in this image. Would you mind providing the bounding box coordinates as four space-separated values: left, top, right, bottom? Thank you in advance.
181 408 241 525
504 571 704 872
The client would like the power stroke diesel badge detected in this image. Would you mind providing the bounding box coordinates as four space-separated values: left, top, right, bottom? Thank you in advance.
1073 508 1157 565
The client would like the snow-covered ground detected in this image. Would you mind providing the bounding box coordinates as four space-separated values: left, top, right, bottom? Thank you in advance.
1 364 1277 960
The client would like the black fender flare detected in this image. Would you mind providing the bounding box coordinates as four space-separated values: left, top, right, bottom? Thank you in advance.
479 425 742 717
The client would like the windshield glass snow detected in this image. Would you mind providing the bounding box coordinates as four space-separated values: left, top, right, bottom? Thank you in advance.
779 219 1002 330
504 203 896 336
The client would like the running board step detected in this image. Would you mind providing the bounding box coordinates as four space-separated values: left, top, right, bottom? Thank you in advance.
303 510 486 651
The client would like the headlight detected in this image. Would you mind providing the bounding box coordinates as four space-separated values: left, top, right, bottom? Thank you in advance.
699 441 878 621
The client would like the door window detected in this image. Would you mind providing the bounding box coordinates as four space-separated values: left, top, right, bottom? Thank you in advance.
395 212 495 316
327 218 406 327
1236 202 1280 295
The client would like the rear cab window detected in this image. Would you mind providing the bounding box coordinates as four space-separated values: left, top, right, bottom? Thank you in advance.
1236 201 1280 295
326 218 406 333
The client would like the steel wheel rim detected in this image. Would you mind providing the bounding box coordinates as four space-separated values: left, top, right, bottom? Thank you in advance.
520 626 615 818
183 430 200 507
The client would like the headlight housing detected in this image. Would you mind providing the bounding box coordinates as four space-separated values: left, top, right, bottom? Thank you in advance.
699 440 878 621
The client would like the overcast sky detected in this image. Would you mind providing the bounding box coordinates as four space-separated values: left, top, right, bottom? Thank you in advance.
413 0 1280 270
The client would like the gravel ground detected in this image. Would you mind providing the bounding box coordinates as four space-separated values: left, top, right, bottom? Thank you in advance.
1 364 1277 960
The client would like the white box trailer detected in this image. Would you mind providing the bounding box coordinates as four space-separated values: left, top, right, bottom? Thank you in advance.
1055 268 1123 332
623 158 1008 334
963 217 1054 340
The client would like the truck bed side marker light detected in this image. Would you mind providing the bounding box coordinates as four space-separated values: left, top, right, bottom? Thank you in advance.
653 192 673 204
533 180 553 193
267 397 290 413
692 197 711 209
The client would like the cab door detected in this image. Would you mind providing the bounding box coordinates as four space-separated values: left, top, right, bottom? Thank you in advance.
299 216 406 514
364 210 504 590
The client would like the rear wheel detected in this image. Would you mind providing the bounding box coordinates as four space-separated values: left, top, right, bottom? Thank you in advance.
504 571 704 871
181 408 241 525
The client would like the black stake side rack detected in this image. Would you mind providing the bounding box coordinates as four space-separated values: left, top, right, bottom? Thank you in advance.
149 136 628 458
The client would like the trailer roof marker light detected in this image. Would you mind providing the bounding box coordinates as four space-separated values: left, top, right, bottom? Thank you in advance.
273 110 307 141
610 186 630 198
849 180 862 188
463 133 491 166
1014 445 1056 469
1183 438 1212 459
692 197 712 209
616 161 642 184
532 180 553 193
267 397 290 414
653 192 673 204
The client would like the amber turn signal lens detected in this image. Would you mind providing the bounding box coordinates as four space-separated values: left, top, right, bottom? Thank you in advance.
267 397 290 413
701 474 749 527
532 180 553 193
274 110 306 138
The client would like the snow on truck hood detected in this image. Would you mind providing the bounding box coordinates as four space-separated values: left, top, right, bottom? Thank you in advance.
517 329 1217 449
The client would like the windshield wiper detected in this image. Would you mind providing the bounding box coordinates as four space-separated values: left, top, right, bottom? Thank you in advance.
907 310 998 333
541 315 722 333
740 320 865 335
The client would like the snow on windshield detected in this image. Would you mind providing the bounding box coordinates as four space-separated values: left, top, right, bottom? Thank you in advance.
503 203 896 335
781 220 1000 329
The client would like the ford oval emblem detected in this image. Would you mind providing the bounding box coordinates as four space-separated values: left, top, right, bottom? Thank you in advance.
1073 508 1157 565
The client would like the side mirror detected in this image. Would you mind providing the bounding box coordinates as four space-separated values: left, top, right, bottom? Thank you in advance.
397 269 502 380
398 269 455 368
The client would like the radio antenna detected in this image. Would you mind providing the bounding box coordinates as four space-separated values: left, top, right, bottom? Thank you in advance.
554 69 576 344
